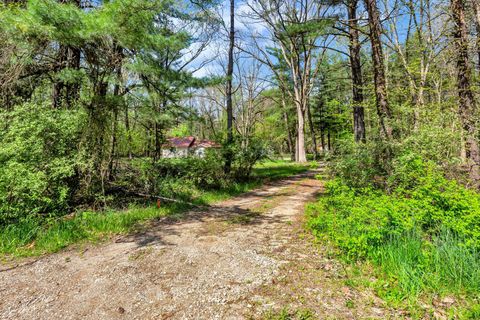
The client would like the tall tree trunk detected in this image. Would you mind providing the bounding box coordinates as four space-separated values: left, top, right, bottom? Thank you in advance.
83 80 109 197
306 102 318 159
281 97 295 161
364 0 393 140
125 104 132 159
109 106 119 179
154 121 161 161
153 99 167 162
451 0 480 184
320 128 326 152
296 104 307 162
224 0 235 173
348 0 366 143
52 45 67 108
327 130 331 152
474 1 480 72
65 46 81 107
108 46 123 179
317 99 326 152
353 106 366 142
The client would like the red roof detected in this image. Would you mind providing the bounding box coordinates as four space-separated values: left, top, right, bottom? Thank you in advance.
164 136 196 148
195 139 221 148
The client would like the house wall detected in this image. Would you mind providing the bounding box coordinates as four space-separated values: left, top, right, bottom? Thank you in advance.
194 147 206 158
162 147 190 158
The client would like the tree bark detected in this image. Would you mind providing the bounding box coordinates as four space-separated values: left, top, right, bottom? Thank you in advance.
224 0 235 173
320 128 326 152
52 45 67 108
125 104 132 159
348 0 366 143
327 130 331 152
65 46 81 107
306 102 318 159
281 97 295 161
473 1 480 72
108 46 123 179
364 0 393 140
154 121 161 161
296 104 307 162
451 0 480 184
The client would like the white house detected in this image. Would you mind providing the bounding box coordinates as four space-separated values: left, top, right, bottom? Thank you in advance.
162 136 219 158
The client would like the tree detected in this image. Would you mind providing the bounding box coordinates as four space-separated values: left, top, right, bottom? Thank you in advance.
244 0 337 162
451 0 480 184
473 0 480 71
383 0 448 132
346 0 366 142
234 58 267 147
364 0 393 140
225 0 235 173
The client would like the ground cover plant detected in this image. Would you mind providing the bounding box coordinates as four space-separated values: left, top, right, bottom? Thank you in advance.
307 152 480 316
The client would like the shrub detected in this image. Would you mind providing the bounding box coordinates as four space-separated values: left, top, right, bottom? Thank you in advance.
125 150 228 201
0 103 82 224
230 138 271 180
328 138 391 189
307 152 480 301
308 157 480 259
307 181 416 259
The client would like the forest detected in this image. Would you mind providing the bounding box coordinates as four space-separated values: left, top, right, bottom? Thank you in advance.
1 0 480 318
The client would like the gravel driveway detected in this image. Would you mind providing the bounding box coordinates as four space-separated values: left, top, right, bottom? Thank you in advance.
0 169 388 319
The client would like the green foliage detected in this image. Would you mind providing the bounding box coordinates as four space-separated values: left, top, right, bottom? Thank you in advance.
0 204 180 257
0 160 308 257
230 138 271 180
168 123 192 137
307 153 480 302
327 139 388 188
131 151 227 201
308 153 480 257
0 103 83 224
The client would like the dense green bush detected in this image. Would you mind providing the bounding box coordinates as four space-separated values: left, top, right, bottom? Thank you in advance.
327 139 391 189
308 153 480 258
125 140 270 201
230 138 270 180
329 121 463 190
0 103 83 224
307 153 480 300
126 150 227 201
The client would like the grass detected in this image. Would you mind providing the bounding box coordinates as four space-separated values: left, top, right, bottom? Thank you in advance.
0 159 312 258
310 237 480 318
262 307 316 320
366 230 480 318
0 204 186 258
372 230 480 300
198 160 313 204
306 176 480 317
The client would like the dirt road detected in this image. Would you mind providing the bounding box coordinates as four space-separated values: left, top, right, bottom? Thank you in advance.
0 169 387 319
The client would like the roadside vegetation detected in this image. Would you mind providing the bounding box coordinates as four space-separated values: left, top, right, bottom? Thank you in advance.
1 159 310 258
307 147 480 317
